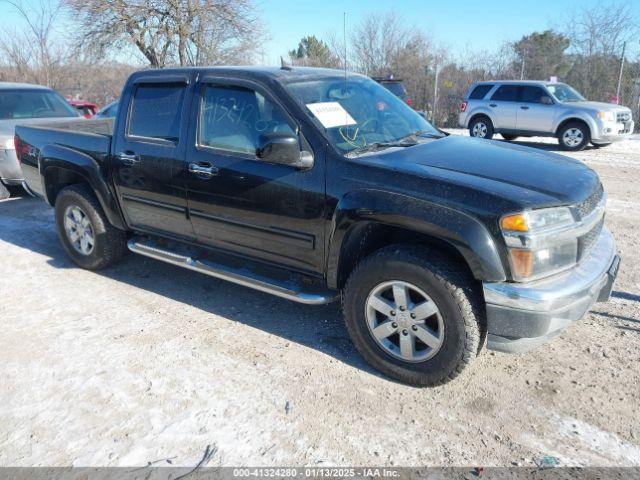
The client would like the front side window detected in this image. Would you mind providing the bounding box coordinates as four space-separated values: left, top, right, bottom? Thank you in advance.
520 86 549 104
198 84 296 155
0 90 78 119
546 84 586 103
284 76 441 154
128 83 186 141
491 85 519 102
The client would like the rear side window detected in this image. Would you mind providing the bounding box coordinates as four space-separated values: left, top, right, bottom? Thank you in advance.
520 86 547 103
491 85 519 102
469 84 493 100
128 83 186 141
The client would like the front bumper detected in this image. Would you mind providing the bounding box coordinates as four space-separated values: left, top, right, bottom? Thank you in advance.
592 119 635 143
483 227 619 353
0 148 23 185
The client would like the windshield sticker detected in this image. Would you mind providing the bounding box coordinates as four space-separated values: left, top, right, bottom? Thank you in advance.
306 102 356 129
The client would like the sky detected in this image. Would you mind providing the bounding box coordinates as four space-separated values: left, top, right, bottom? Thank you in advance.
260 0 640 64
0 0 638 66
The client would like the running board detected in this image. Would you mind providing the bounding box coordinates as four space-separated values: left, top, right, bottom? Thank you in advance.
127 238 338 305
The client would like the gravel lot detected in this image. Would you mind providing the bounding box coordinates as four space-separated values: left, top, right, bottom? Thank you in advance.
1 131 639 468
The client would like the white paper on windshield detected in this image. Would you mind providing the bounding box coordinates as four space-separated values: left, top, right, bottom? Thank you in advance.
306 102 356 128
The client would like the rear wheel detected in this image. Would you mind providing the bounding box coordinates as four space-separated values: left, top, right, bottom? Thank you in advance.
342 245 485 386
55 184 128 270
558 122 590 151
501 134 518 141
469 116 494 140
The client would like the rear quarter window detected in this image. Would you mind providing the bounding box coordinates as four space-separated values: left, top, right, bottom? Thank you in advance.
468 84 494 100
128 83 186 141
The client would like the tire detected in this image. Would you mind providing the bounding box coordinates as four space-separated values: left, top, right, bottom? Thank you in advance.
342 245 485 387
55 184 128 270
469 116 494 140
501 134 518 141
558 121 590 151
591 142 612 149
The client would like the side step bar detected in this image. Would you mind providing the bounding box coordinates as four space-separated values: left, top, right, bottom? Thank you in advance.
127 238 338 305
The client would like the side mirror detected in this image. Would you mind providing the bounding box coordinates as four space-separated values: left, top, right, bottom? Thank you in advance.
541 96 554 105
256 133 313 169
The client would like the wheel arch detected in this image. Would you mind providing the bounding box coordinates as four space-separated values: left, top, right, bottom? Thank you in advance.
467 111 494 129
554 116 595 139
326 190 506 289
40 145 126 230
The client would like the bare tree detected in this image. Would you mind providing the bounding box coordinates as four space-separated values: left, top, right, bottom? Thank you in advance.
66 0 266 68
0 0 69 87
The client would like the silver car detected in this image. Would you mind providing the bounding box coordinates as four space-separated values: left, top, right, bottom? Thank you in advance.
0 82 80 188
459 80 635 151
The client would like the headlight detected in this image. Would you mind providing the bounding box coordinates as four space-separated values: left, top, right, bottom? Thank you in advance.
500 207 578 281
597 111 616 122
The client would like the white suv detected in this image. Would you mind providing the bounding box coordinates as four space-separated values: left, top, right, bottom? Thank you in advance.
459 80 635 151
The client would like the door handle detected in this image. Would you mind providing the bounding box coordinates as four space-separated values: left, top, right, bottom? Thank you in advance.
520 106 530 110
489 103 497 108
117 152 139 166
189 162 219 177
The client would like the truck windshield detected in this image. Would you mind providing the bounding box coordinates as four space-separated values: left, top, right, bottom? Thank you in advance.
546 84 586 103
0 90 79 120
284 76 441 154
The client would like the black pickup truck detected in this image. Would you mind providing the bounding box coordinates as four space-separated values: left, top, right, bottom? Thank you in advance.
15 67 620 386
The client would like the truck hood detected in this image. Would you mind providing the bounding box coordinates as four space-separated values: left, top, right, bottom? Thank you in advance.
362 135 600 207
0 117 82 146
562 100 631 113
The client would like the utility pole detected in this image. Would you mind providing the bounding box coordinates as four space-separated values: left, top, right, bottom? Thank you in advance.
520 57 525 80
433 58 440 125
615 41 626 104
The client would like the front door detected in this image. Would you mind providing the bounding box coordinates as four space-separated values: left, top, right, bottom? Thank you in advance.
111 77 195 240
515 86 557 133
183 78 326 275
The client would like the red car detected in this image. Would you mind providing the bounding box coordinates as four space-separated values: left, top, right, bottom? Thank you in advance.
67 100 98 118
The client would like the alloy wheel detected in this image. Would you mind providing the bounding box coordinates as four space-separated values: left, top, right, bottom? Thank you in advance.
365 280 445 362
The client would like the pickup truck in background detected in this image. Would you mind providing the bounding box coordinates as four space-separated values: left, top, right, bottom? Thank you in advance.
15 67 620 386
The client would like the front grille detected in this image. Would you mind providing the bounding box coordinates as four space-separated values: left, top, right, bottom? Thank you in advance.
577 184 604 219
578 217 603 260
617 112 631 123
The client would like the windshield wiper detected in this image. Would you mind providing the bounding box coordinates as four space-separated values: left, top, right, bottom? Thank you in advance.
347 140 418 157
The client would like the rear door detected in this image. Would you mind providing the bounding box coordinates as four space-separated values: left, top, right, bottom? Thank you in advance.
515 86 556 133
182 76 327 275
488 84 519 129
111 75 196 240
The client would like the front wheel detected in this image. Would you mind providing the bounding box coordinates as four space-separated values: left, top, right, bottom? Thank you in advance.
469 117 494 140
55 184 128 270
558 122 590 151
501 134 518 141
342 245 485 386
591 142 612 149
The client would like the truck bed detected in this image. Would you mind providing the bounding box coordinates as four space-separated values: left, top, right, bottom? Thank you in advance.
15 119 114 198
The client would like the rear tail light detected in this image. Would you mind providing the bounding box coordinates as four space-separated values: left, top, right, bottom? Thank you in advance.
460 101 468 112
14 135 28 164
406 98 413 107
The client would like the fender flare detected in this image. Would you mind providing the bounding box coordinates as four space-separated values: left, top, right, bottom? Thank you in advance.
466 108 495 129
326 189 506 288
39 144 126 230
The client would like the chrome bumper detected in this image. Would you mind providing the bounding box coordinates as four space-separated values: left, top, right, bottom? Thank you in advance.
483 227 619 353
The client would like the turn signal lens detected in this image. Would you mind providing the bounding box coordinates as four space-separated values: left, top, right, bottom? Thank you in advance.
501 214 528 232
508 249 533 278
